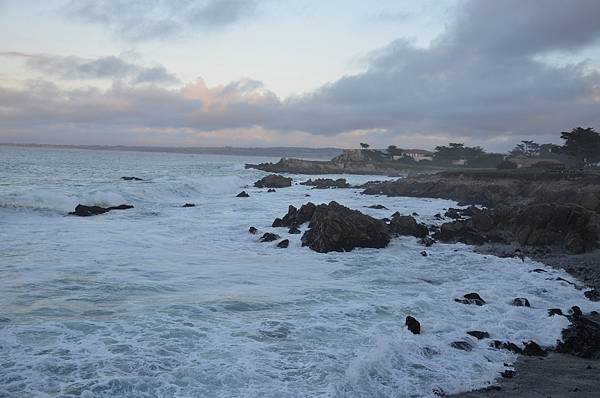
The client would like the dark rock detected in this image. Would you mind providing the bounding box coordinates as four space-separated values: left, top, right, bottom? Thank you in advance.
389 212 429 238
121 176 143 181
249 227 258 234
491 340 523 354
367 204 388 210
548 308 564 317
450 341 472 351
267 188 276 193
277 239 290 248
433 213 443 220
301 201 391 253
405 316 421 335
556 315 600 358
445 208 462 219
512 298 531 307
523 341 547 357
69 204 134 217
288 226 301 234
419 236 436 247
531 268 547 273
259 233 280 242
433 220 487 245
584 289 600 301
420 251 428 257
412 212 419 216
236 191 250 197
501 370 515 379
182 203 196 207
467 330 490 340
272 218 284 227
254 174 292 188
300 178 350 189
455 292 486 306
274 203 317 228
570 306 583 318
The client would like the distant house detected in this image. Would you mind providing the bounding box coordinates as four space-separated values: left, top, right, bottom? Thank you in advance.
451 159 467 166
506 155 565 168
393 149 434 162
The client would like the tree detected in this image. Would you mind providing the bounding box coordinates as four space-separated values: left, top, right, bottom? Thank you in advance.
360 143 370 149
510 140 540 157
560 127 600 167
387 145 403 156
433 143 485 165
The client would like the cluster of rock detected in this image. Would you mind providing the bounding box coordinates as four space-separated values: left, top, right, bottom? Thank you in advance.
254 174 292 188
300 178 350 189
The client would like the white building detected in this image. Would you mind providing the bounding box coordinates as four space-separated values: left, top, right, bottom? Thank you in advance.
393 149 434 162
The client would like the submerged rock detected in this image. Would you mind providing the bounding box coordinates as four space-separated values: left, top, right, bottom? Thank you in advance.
121 176 143 181
254 174 292 188
419 236 436 247
455 292 486 306
450 341 472 351
367 204 388 210
259 233 280 242
512 298 531 307
548 308 564 317
69 204 134 217
467 330 490 340
182 203 196 207
236 191 250 197
249 226 258 234
277 239 290 248
300 178 350 189
405 316 421 335
301 201 390 253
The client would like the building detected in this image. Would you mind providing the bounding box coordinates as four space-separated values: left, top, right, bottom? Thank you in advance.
393 149 434 162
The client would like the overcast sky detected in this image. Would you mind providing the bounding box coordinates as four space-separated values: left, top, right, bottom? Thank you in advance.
1 0 600 150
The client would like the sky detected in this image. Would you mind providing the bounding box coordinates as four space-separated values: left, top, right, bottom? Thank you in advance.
1 0 600 151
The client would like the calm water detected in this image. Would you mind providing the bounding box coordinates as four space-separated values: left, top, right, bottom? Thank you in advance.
0 146 593 397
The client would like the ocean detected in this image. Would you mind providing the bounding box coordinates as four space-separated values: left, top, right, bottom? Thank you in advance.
0 146 593 397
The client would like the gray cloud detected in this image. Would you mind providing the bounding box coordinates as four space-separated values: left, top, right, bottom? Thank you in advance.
66 0 258 41
3 0 600 149
0 52 180 84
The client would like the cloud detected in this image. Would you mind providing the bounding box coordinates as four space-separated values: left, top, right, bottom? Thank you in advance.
2 0 600 149
65 0 259 41
0 52 180 84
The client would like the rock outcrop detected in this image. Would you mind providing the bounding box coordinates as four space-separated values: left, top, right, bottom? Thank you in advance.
69 204 134 217
254 174 292 188
388 213 429 238
300 178 350 189
272 203 316 228
556 314 600 359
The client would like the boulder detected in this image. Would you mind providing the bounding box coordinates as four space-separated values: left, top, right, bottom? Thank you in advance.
236 191 250 197
512 298 531 307
182 203 196 207
301 201 391 253
467 331 490 340
260 233 280 242
548 308 564 317
405 316 421 335
254 174 292 188
420 251 428 257
288 226 301 234
267 188 276 193
300 178 350 189
69 204 134 217
277 239 290 248
249 226 258 234
455 292 486 306
388 213 429 238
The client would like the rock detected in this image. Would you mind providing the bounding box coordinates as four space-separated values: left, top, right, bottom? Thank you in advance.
267 188 276 193
121 176 143 181
288 226 301 234
501 370 515 379
450 341 472 351
277 239 290 248
491 340 523 354
182 203 196 207
388 213 429 238
584 289 600 301
445 208 462 219
254 174 292 188
236 191 250 197
412 212 419 216
405 316 421 335
512 298 531 307
301 201 391 253
548 308 564 316
69 204 134 217
433 213 443 220
570 306 583 318
580 192 600 210
433 221 487 245
367 204 388 210
300 178 350 189
523 341 547 357
455 292 486 306
249 227 258 234
467 330 490 340
274 203 317 228
420 251 428 257
259 233 280 242
419 237 436 247
556 315 600 358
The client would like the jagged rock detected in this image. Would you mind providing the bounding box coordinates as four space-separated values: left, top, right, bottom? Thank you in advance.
501 370 515 379
445 208 462 219
455 292 486 306
556 315 600 358
236 191 250 197
267 188 276 193
254 174 292 188
433 213 443 220
467 331 490 340
419 237 436 247
367 204 388 210
523 341 547 356
69 204 134 217
433 221 487 245
548 308 564 316
491 340 523 354
388 213 429 238
288 226 301 234
512 298 531 307
121 176 143 181
260 233 280 242
570 306 583 318
249 227 258 234
451 341 472 351
584 289 600 301
300 178 350 189
405 316 421 335
182 203 195 207
301 201 390 253
273 203 316 228
277 239 290 248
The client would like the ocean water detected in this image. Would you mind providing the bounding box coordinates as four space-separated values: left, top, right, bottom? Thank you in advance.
0 146 595 398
